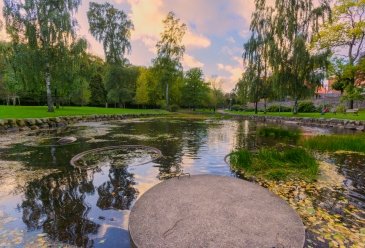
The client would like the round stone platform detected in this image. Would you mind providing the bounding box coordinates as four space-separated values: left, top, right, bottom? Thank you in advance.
129 175 305 248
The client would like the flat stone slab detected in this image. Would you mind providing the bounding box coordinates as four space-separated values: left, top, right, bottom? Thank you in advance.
129 175 305 248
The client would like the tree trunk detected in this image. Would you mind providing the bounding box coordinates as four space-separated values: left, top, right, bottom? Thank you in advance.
264 98 267 114
165 82 169 109
45 65 54 112
293 98 298 114
255 101 258 114
55 88 60 109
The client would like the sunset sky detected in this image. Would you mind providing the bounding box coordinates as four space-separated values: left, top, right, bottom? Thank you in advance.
0 0 256 91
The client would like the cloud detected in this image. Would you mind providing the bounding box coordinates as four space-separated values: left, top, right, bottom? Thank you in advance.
184 31 211 49
217 60 244 91
182 54 204 69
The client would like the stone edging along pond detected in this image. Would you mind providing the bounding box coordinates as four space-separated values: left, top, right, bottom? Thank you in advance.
1 112 365 133
227 113 365 131
0 114 160 133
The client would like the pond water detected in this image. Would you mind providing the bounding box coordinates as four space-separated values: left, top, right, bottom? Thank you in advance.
0 117 364 247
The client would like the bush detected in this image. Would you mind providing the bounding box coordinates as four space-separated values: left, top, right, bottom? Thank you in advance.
298 101 317 113
168 104 180 112
336 104 346 114
267 105 292 112
231 104 244 111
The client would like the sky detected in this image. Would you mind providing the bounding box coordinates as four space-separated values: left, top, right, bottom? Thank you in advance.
0 0 257 92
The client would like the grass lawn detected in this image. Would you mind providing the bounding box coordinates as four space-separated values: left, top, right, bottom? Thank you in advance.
226 110 365 121
0 105 169 119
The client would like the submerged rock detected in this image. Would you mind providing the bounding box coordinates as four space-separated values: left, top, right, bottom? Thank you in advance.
57 136 77 144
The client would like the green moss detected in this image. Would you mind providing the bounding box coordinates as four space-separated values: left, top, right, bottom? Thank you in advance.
229 147 318 181
301 134 365 153
257 126 301 140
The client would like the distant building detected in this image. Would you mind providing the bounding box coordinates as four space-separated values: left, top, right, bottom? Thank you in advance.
316 77 341 98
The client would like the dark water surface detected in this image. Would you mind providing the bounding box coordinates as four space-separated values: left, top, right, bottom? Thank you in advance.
0 117 363 247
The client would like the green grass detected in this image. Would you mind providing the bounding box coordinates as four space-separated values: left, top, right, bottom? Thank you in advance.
226 110 365 121
229 147 318 181
301 134 365 153
0 105 169 119
257 126 301 140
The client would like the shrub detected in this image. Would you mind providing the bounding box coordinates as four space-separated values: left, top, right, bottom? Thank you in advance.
298 101 317 113
336 104 346 114
267 105 292 112
231 104 244 111
169 104 180 112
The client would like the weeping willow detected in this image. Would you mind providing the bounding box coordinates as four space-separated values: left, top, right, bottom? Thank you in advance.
242 0 332 114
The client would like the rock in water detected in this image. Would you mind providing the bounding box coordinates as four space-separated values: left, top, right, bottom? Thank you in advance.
57 136 77 144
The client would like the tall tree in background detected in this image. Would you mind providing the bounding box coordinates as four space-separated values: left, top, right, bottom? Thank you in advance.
243 0 273 114
182 68 209 110
3 0 81 112
315 0 365 108
153 12 186 109
87 2 134 65
269 0 331 114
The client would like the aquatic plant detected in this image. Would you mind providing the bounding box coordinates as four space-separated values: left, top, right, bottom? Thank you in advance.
301 134 365 153
229 147 318 181
257 126 301 140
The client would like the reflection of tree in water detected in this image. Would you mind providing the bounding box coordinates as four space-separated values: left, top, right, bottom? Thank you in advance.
21 170 98 247
97 165 138 210
20 162 139 246
154 121 209 177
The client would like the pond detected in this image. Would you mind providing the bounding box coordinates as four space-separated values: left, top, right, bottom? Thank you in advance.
0 117 364 247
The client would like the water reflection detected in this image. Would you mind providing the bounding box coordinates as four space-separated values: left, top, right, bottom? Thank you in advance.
21 171 100 247
0 118 363 247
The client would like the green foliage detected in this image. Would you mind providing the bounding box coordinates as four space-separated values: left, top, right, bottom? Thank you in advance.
257 126 301 140
231 104 245 111
168 104 180 112
336 104 346 114
301 133 365 153
267 105 292 112
87 2 133 65
230 147 318 181
315 0 365 65
153 12 186 107
3 0 82 112
105 65 140 107
242 0 274 114
298 101 318 113
181 68 209 110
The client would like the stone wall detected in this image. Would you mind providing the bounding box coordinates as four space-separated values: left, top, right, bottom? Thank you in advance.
0 114 158 133
229 114 365 131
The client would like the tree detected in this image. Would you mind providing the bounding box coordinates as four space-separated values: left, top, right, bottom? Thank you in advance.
243 0 274 114
269 0 331 114
3 0 82 112
181 68 209 110
87 2 133 65
207 77 225 111
315 0 365 108
135 68 150 107
88 56 107 106
105 65 140 108
153 12 186 108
